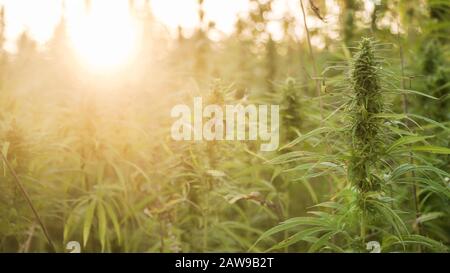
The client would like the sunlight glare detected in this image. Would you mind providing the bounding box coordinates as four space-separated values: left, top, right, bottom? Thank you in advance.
69 0 138 73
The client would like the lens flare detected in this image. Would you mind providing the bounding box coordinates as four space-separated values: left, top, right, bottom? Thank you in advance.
68 0 138 73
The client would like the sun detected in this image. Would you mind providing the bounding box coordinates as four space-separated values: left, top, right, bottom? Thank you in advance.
68 1 138 73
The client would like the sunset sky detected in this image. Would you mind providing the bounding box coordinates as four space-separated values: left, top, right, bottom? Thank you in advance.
0 0 347 50
0 0 377 73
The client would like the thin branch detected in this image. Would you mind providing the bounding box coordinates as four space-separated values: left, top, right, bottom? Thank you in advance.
396 16 422 251
299 0 323 117
1 152 56 252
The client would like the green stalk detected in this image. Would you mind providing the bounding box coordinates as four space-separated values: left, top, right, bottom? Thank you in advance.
396 20 422 247
360 209 366 244
203 178 209 252
1 152 56 252
299 0 322 117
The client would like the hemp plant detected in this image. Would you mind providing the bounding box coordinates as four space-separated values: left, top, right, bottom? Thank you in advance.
253 38 449 252
279 78 303 143
346 38 392 243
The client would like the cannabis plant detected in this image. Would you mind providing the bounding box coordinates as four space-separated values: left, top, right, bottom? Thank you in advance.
254 38 449 253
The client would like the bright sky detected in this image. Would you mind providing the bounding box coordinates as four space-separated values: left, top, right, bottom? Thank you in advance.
0 0 252 72
0 0 348 72
0 0 342 47
0 0 244 50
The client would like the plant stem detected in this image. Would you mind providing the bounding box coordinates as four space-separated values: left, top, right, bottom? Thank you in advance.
407 78 422 246
299 0 322 117
203 178 210 252
397 26 414 181
396 21 422 247
360 210 366 244
1 152 56 252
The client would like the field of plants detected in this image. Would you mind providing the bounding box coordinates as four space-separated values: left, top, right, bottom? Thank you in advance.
0 0 449 253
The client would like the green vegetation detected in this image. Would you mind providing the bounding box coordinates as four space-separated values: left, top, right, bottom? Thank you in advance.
0 0 448 253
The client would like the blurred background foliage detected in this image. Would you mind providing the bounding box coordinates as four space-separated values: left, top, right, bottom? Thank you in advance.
0 0 448 252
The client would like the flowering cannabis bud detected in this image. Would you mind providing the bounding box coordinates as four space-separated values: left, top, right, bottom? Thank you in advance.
348 38 384 193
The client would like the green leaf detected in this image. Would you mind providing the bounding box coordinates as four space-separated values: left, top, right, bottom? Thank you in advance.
308 231 338 253
300 179 318 204
407 114 450 132
123 160 151 183
283 163 315 172
397 235 447 252
63 212 76 244
369 200 408 238
269 227 326 251
1 142 10 158
416 212 444 224
386 136 433 153
280 127 333 150
390 164 449 182
109 160 127 189
64 200 88 244
252 217 327 250
104 202 122 245
266 151 315 165
408 145 450 154
312 201 343 210
97 202 107 252
394 88 438 100
83 200 97 247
